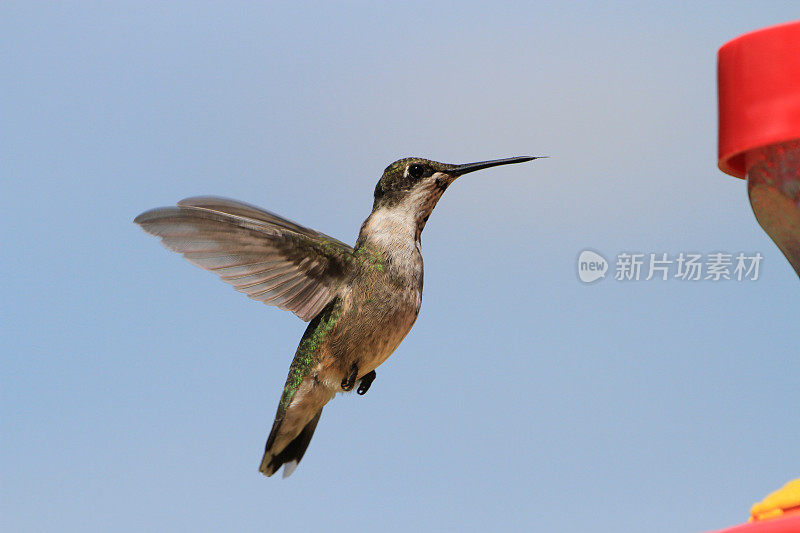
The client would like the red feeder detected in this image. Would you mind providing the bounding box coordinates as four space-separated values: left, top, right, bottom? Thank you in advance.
718 20 800 277
707 514 800 533
705 477 800 533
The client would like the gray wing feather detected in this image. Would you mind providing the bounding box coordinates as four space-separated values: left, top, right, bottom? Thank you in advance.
134 196 354 321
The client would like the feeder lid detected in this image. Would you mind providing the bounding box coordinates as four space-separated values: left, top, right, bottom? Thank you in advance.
718 20 800 178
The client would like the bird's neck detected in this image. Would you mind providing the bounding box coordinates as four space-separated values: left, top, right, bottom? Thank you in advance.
356 205 422 255
357 185 446 253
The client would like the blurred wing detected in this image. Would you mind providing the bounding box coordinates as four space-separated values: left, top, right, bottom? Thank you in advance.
134 196 354 321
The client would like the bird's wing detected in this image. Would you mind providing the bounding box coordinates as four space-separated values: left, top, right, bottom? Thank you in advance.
134 196 354 321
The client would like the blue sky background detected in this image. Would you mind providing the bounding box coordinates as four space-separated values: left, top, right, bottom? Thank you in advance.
3 3 799 532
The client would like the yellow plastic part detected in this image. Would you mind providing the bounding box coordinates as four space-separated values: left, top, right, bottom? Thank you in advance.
750 479 800 522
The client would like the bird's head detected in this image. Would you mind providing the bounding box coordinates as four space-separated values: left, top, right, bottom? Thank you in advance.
370 156 539 228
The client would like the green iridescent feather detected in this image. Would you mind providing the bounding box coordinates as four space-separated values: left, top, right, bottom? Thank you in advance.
275 301 343 414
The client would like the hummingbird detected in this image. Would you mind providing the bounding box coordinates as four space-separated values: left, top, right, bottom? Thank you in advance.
134 155 540 477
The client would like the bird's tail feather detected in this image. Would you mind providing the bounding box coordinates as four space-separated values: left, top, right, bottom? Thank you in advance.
259 409 323 477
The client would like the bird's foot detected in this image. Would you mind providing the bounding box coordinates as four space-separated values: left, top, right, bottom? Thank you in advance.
341 363 358 391
356 370 376 396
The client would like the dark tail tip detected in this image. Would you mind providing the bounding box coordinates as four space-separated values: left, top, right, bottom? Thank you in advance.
259 409 323 478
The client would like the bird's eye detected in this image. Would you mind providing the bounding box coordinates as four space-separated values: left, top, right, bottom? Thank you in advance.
407 164 424 180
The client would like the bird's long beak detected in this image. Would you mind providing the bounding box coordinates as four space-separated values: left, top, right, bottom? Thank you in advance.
446 156 543 176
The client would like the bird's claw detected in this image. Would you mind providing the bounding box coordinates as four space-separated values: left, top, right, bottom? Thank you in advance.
357 370 376 395
341 364 358 391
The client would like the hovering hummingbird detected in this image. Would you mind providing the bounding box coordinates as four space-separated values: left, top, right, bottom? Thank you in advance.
134 155 540 477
